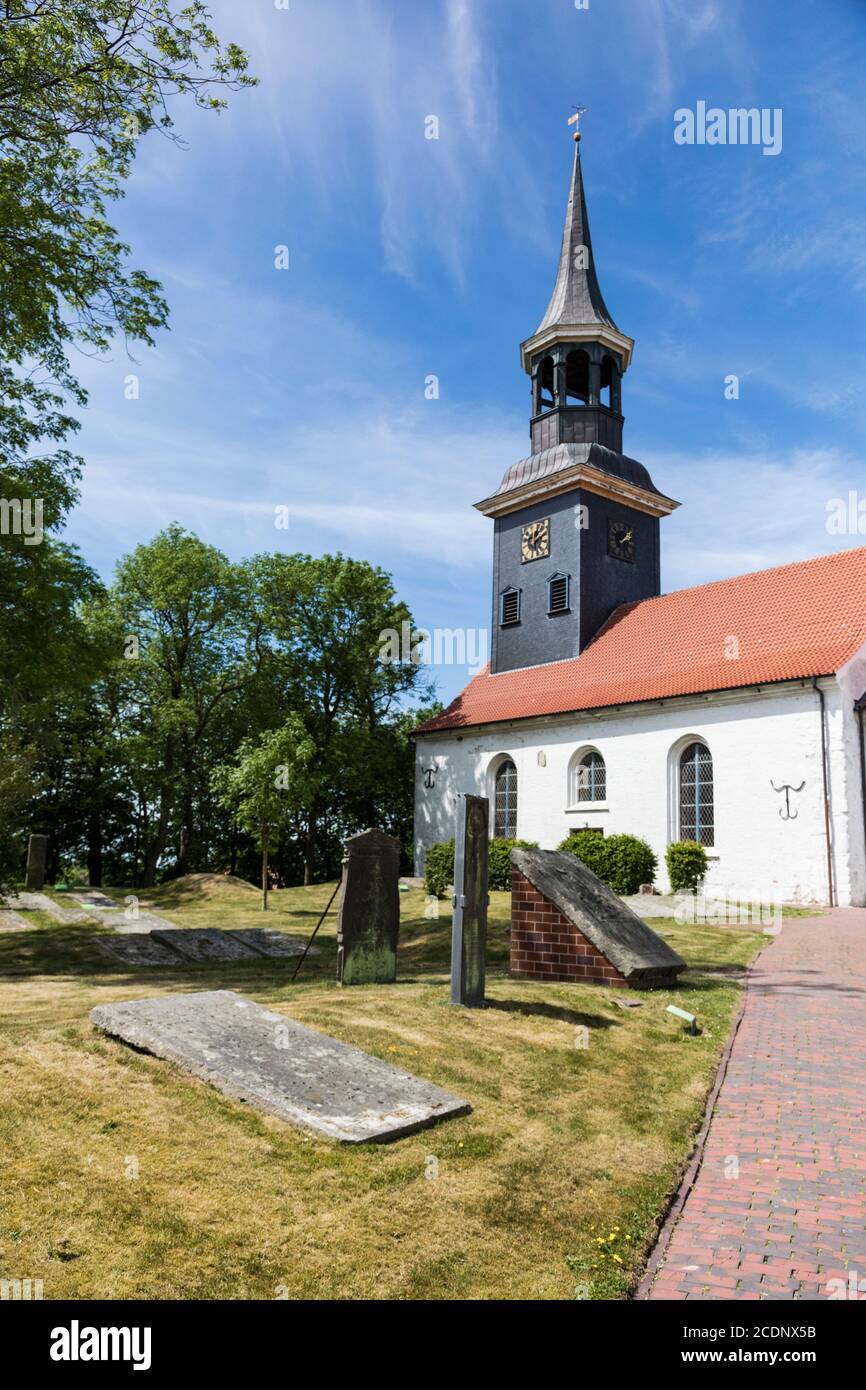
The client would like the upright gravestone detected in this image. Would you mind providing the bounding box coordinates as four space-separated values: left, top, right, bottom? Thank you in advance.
450 794 489 1007
336 828 400 985
25 834 48 892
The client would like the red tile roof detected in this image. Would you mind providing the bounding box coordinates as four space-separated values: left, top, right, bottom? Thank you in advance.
417 547 866 734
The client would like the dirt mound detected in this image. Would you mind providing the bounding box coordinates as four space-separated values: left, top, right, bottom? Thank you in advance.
159 873 259 900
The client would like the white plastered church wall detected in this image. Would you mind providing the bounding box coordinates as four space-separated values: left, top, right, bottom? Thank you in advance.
414 676 866 906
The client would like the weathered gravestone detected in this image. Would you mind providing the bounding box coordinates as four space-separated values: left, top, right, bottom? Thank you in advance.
150 928 260 963
450 794 489 1007
510 847 686 989
69 889 118 909
91 990 471 1142
230 928 317 959
98 934 187 968
336 828 400 985
25 834 48 892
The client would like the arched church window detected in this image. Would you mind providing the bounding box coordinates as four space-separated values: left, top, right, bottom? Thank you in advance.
566 349 590 404
494 759 518 838
571 749 606 804
679 742 714 846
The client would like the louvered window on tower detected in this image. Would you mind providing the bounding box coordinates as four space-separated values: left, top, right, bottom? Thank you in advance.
500 588 520 626
548 573 570 614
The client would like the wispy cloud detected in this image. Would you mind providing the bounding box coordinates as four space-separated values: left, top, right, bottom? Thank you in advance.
655 445 866 591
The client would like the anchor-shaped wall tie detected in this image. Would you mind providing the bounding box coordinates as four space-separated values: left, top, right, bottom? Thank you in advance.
770 779 805 820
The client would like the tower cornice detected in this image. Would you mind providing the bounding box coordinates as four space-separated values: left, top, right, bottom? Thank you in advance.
474 446 679 520
519 321 635 376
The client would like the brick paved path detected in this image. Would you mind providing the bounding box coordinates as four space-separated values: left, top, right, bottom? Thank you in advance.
644 909 866 1300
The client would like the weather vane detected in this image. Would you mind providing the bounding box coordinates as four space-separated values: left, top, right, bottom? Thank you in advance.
568 105 588 142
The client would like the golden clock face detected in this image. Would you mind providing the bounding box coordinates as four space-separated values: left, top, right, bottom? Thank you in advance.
521 517 550 563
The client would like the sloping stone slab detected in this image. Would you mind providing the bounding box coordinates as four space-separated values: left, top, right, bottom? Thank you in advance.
150 928 260 962
69 889 119 909
0 908 29 931
228 929 318 958
90 990 472 1142
512 848 686 987
102 909 174 933
97 935 186 967
6 892 93 923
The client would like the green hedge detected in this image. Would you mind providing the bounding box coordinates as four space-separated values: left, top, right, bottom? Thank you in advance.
424 837 538 897
558 830 657 896
488 837 538 890
424 840 455 898
557 830 612 882
665 840 708 893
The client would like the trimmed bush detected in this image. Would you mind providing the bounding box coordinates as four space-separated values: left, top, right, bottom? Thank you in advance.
606 834 657 895
558 830 657 895
424 839 454 898
666 839 708 894
557 829 613 883
488 837 538 891
424 836 539 897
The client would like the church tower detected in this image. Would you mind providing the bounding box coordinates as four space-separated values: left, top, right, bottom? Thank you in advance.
476 128 679 675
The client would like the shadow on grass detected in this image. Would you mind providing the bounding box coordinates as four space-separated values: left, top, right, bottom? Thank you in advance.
483 996 619 1030
0 923 339 988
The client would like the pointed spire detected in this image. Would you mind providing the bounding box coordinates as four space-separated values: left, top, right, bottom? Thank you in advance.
533 145 619 336
519 136 633 378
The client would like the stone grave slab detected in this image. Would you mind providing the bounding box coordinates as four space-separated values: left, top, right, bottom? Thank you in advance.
228 928 318 958
69 889 119 909
336 827 400 985
0 908 29 932
25 834 48 891
98 935 187 968
511 848 686 989
90 990 472 1142
102 909 174 933
7 892 92 923
150 928 260 963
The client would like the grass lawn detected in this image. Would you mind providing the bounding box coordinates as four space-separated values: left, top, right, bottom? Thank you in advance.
0 875 767 1300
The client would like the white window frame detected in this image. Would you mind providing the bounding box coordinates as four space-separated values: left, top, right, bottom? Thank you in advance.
566 745 608 810
668 735 715 849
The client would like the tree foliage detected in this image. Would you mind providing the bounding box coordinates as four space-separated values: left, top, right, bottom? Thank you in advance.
211 721 315 910
0 4 254 881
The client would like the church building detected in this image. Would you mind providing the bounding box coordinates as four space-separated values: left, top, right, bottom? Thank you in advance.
414 131 866 907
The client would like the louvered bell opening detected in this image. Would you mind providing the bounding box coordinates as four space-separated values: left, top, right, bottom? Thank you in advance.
548 575 569 614
501 590 520 626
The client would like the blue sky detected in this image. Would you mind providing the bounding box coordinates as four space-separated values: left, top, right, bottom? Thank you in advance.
64 0 866 705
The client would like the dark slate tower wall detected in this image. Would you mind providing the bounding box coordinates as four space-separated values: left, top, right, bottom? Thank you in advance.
578 495 660 651
491 489 660 674
491 490 582 674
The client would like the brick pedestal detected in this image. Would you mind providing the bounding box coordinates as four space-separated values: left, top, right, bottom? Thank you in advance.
510 867 629 986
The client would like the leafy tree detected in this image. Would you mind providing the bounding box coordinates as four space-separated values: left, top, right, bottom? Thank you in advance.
212 721 314 911
0 2 254 500
249 552 432 884
107 525 253 885
0 4 253 880
0 735 36 891
0 545 106 884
